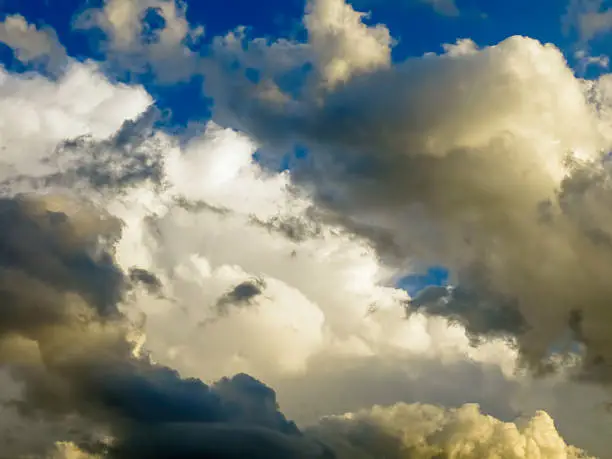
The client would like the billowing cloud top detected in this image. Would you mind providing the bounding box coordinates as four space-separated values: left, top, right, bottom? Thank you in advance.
0 0 612 458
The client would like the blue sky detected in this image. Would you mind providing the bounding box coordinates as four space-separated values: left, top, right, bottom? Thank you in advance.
2 0 609 128
2 0 608 81
0 0 585 55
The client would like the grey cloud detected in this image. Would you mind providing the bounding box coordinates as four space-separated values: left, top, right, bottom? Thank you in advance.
216 278 267 314
408 283 528 343
0 196 125 320
1 106 165 194
112 423 333 459
563 0 612 43
46 106 165 191
250 214 324 242
0 15 68 74
174 196 232 216
306 402 591 459
206 29 612 384
72 0 205 84
0 194 333 459
128 268 163 294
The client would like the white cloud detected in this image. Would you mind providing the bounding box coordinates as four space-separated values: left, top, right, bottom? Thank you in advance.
45 443 102 459
208 28 612 385
308 402 593 458
0 15 67 73
109 124 612 454
441 38 478 56
32 118 607 455
0 3 611 457
0 60 151 182
73 0 204 82
304 0 392 88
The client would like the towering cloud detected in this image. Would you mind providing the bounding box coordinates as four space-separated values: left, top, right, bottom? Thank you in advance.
309 403 593 458
203 0 612 386
0 2 611 458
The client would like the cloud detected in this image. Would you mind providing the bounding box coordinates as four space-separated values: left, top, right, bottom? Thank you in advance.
0 187 590 457
308 402 593 458
205 11 612 386
37 397 602 458
0 3 609 457
304 0 392 88
0 68 326 456
0 15 68 73
58 115 606 455
0 193 333 459
0 60 151 186
128 267 163 294
73 0 204 82
575 49 610 75
421 0 460 16
564 0 612 43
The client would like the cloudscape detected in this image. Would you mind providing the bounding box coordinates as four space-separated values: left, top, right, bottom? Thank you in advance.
1 0 612 457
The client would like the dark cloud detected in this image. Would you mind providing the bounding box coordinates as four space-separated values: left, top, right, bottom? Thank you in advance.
216 278 266 314
408 270 529 344
0 106 165 194
129 267 163 294
250 214 324 242
0 194 332 459
112 423 333 459
0 195 124 322
48 106 164 190
174 196 232 216
208 27 612 385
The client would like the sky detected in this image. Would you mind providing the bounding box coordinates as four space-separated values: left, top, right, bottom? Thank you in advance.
1 0 612 458
1 0 609 125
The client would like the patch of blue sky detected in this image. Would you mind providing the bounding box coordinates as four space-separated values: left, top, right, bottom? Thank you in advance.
252 145 310 173
347 0 573 59
185 0 306 43
140 6 167 45
397 266 450 297
143 74 212 129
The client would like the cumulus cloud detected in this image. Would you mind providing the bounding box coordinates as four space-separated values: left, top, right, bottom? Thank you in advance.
204 1 612 387
73 0 204 82
0 15 67 73
0 192 330 459
304 0 392 87
0 60 329 459
2 83 596 455
0 60 151 184
308 402 593 458
0 183 593 456
0 1 611 457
